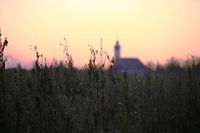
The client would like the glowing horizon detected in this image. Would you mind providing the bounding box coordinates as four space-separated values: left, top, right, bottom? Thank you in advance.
0 0 200 68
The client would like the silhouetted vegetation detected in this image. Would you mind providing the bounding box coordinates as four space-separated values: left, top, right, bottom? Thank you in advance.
0 30 200 133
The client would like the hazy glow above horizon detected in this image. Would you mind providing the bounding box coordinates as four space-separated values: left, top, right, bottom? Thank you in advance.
0 0 200 67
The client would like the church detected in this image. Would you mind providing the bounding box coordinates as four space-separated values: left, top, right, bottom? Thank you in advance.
113 41 147 72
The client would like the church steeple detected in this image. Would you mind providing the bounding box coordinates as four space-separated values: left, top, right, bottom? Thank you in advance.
114 40 120 60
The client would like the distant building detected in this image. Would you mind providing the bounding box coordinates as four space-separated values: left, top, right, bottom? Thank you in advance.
113 41 147 72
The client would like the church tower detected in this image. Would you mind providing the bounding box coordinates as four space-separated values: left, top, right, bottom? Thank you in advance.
114 40 120 60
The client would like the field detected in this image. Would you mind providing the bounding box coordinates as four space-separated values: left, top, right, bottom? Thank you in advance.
0 63 200 133
1 37 200 133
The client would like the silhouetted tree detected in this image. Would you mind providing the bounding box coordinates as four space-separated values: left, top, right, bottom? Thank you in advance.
165 57 183 73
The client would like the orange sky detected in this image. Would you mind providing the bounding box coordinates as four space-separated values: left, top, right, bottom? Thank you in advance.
0 0 200 68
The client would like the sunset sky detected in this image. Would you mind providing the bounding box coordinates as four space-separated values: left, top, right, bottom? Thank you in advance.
0 0 200 68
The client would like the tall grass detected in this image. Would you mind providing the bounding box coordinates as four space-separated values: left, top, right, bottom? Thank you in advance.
0 32 200 133
0 30 9 132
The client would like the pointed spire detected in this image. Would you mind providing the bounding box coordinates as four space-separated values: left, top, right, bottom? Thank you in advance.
115 40 120 49
114 40 120 60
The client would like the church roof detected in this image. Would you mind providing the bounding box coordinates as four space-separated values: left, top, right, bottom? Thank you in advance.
113 58 147 72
